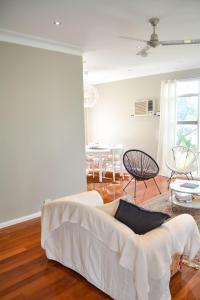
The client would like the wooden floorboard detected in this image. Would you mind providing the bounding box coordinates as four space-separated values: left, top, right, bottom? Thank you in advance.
0 175 200 299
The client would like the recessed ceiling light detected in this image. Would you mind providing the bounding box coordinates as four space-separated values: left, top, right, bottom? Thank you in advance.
184 39 191 44
53 21 61 26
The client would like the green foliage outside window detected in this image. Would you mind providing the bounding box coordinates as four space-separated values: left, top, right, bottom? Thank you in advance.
176 127 197 150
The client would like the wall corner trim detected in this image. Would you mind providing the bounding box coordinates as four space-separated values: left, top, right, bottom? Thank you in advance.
0 211 41 229
0 28 83 56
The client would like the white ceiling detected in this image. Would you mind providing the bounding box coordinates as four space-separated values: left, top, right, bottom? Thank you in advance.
1 0 200 84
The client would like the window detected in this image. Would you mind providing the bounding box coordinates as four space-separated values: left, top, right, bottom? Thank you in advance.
176 80 200 151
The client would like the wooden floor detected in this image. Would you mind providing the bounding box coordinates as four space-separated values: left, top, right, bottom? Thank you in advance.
0 175 200 300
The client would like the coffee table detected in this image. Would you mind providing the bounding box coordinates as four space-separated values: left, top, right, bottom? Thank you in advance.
170 179 200 209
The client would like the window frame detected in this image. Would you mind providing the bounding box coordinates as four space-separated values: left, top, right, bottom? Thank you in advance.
175 80 200 152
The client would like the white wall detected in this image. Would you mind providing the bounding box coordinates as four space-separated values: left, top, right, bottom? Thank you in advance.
0 42 86 223
87 68 200 159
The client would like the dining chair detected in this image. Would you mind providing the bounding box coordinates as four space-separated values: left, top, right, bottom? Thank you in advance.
86 154 96 178
86 145 110 182
103 145 124 182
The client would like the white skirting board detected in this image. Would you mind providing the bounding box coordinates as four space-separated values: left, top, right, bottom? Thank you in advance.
0 211 41 229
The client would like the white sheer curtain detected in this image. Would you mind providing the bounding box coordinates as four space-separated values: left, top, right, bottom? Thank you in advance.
157 80 177 176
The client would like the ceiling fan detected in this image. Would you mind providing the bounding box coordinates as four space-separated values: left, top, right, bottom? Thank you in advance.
120 17 200 57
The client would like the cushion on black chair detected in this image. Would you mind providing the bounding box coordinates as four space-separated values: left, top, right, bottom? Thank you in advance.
114 199 170 235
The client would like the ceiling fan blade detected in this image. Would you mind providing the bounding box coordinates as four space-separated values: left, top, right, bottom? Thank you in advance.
161 39 200 46
136 45 151 57
120 36 148 43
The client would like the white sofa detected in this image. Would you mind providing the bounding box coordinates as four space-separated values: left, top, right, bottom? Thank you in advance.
41 191 200 300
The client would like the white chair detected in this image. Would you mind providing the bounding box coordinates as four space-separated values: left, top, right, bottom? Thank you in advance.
86 144 104 179
166 146 198 187
86 144 111 182
86 154 95 178
103 145 124 182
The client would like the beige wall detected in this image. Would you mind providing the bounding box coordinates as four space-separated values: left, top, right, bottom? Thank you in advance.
87 68 200 159
0 42 86 223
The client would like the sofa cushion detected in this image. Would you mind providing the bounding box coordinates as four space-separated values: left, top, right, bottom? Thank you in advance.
97 195 133 216
114 199 170 234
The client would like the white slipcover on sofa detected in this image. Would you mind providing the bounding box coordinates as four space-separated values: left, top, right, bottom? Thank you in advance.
41 191 200 300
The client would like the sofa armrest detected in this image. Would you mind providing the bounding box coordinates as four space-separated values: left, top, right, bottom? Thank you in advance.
44 190 104 207
68 190 104 207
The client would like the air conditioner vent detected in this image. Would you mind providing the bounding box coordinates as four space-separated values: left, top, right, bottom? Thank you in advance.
134 99 155 116
135 101 146 115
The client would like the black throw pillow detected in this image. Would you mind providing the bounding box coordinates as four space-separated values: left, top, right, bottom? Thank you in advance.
114 199 170 235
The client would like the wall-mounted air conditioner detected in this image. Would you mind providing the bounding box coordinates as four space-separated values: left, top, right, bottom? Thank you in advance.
133 99 155 116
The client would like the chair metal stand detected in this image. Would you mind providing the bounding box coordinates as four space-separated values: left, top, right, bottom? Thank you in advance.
167 170 175 188
124 179 148 198
186 174 190 180
143 181 147 188
134 179 136 198
153 178 161 194
168 171 194 189
123 177 134 191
